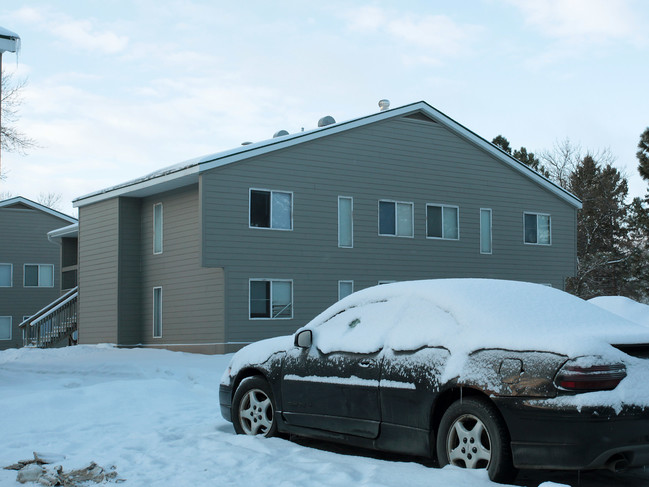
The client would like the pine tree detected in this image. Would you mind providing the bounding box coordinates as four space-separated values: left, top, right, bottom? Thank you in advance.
637 127 649 181
566 155 630 298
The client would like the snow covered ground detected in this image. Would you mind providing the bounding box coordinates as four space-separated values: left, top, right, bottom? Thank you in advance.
0 343 647 487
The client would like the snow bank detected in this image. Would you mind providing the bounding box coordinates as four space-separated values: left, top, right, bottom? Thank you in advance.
0 345 509 487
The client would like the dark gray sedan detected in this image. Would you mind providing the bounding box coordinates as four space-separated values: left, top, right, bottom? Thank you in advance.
220 279 649 483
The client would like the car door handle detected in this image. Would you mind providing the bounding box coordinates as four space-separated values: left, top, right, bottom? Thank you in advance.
359 360 373 368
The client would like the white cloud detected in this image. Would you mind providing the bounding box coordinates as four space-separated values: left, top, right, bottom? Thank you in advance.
342 7 482 63
506 0 645 45
8 6 128 54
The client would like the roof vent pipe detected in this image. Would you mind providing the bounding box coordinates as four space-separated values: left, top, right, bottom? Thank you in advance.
378 99 390 111
318 115 336 127
273 129 289 138
241 141 253 146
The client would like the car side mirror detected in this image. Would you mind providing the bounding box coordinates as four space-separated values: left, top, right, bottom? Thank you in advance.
294 329 312 348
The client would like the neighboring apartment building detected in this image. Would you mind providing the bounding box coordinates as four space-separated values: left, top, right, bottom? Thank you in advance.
0 197 78 350
73 101 582 354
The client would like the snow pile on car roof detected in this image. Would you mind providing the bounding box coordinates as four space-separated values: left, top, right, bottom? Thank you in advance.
305 279 649 361
588 296 649 328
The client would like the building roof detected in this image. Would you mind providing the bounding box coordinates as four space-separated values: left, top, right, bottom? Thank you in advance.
73 101 582 209
0 25 20 53
0 196 77 224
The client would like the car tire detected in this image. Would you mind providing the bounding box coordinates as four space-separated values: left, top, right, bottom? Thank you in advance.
232 376 277 437
436 397 516 484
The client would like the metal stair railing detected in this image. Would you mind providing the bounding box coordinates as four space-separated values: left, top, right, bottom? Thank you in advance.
19 286 78 348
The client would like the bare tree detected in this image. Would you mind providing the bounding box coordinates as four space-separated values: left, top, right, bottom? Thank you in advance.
1 72 35 154
37 192 62 210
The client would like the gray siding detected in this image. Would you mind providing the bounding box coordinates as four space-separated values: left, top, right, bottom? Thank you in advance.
201 114 578 344
139 186 225 347
0 207 70 350
117 198 142 344
78 199 120 344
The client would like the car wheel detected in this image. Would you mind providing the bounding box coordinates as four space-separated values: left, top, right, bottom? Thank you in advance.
232 376 277 437
436 397 516 483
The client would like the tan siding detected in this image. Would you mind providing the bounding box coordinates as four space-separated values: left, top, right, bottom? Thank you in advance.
78 199 119 344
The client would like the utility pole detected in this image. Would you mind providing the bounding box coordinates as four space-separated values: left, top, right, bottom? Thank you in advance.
0 26 20 178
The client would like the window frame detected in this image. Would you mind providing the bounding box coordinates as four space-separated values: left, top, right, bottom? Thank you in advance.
0 316 11 341
249 278 294 320
523 212 552 245
377 199 414 238
249 188 294 231
23 264 55 288
426 203 460 240
0 263 12 287
153 202 163 255
338 196 353 248
338 280 354 301
480 208 493 254
153 287 163 338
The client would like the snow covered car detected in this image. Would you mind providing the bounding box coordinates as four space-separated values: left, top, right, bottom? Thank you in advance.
219 279 649 483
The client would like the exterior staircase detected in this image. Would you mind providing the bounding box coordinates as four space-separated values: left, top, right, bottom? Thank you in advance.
19 286 78 348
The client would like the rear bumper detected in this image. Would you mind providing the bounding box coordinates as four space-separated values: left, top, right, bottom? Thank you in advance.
495 397 649 470
219 384 233 422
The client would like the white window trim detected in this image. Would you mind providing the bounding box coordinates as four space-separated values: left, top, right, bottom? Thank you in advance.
249 278 294 320
480 208 493 255
0 263 13 287
153 287 163 338
249 188 294 231
23 264 55 288
377 200 414 238
338 196 354 248
523 212 552 246
426 203 460 240
338 280 354 300
0 316 12 341
153 202 163 255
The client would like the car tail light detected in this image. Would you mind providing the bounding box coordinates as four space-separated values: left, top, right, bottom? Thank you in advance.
554 360 626 391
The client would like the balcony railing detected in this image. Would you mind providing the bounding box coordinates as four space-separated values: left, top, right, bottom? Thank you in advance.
19 286 78 348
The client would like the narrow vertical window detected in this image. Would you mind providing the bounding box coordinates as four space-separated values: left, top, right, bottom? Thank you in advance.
338 196 353 248
0 264 12 287
480 209 492 254
338 280 354 300
153 203 163 254
153 287 163 338
0 316 11 341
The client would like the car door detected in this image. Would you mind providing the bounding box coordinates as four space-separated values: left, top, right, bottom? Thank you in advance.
280 307 383 439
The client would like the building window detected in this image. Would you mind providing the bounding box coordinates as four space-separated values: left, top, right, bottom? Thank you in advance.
250 189 293 230
426 204 459 240
0 316 11 341
153 203 163 254
338 280 354 300
249 279 293 319
480 208 492 254
24 264 54 288
153 287 163 338
379 200 413 237
0 264 12 287
338 196 353 248
524 212 551 245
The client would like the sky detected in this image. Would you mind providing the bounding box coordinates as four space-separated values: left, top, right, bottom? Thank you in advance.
0 0 648 217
